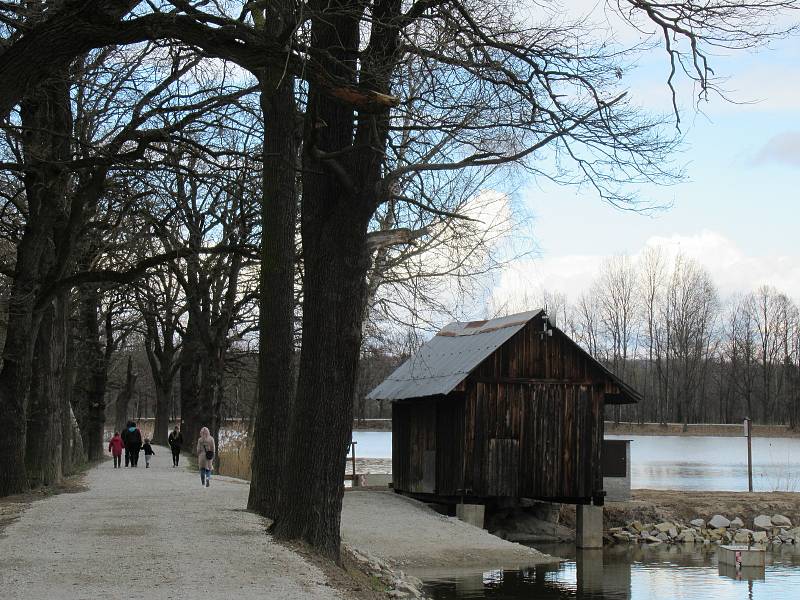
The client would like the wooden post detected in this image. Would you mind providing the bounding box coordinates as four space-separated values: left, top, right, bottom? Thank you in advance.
744 417 753 492
351 440 357 482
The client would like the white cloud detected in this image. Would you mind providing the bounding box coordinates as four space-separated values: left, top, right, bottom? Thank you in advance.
754 131 800 167
489 230 800 308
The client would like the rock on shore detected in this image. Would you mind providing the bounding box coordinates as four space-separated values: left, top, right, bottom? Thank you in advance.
609 513 798 546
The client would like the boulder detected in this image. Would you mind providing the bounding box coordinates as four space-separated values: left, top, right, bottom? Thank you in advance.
644 535 663 544
678 531 697 543
708 515 731 529
668 528 678 539
773 538 784 545
730 517 744 530
773 514 792 527
655 522 675 533
629 521 643 532
656 532 669 542
734 530 751 543
752 531 768 543
754 515 773 530
690 519 706 529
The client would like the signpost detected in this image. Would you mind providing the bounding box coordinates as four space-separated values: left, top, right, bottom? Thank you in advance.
744 417 753 492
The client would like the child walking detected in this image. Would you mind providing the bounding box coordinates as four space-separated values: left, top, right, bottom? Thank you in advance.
108 431 124 468
142 439 155 468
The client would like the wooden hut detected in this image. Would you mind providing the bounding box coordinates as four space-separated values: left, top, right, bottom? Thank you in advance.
368 310 641 507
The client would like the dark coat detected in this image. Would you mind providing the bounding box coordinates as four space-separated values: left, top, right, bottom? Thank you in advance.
142 442 155 456
168 430 184 451
122 426 142 450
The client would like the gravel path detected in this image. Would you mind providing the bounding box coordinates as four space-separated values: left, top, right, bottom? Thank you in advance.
340 490 557 570
0 447 344 600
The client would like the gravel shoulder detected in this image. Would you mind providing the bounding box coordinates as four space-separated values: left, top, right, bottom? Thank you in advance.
0 447 346 600
340 490 558 571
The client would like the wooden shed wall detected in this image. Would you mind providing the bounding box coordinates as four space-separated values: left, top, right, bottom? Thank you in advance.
467 322 622 397
392 397 466 494
459 381 603 500
393 320 610 501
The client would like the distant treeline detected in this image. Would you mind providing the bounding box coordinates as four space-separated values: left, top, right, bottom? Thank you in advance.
538 250 800 427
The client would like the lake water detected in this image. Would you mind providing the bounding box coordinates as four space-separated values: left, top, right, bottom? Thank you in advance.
351 430 800 598
420 542 800 600
351 431 800 492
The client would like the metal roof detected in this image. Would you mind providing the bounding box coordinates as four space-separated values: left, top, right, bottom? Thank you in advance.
367 310 544 401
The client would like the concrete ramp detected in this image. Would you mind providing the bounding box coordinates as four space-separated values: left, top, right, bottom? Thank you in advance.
340 490 559 570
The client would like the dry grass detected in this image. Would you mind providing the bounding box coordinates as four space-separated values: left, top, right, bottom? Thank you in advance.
217 445 253 480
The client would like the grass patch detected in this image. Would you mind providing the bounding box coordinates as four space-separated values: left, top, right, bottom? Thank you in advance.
217 445 252 480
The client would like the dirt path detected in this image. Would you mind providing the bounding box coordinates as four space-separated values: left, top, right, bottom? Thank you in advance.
0 447 345 600
340 490 557 571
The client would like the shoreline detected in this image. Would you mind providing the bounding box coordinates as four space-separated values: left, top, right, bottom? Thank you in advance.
604 421 800 438
557 489 800 534
354 420 800 437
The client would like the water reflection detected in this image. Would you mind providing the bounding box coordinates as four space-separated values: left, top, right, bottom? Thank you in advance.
421 543 800 599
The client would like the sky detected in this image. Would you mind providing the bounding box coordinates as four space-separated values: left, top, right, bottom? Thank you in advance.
486 3 800 311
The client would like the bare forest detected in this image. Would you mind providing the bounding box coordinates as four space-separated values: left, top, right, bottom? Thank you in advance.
498 252 800 428
0 0 797 562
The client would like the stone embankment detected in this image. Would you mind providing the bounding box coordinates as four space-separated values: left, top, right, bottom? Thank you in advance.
609 513 800 546
346 545 429 599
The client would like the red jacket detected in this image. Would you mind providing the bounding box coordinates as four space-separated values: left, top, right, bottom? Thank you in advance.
108 435 124 456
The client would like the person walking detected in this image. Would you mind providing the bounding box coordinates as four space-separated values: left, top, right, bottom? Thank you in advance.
167 425 183 467
196 427 215 488
142 439 155 468
125 421 143 467
121 421 134 467
108 431 124 468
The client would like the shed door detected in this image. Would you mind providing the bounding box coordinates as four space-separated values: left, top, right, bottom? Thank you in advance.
423 450 436 493
486 438 519 497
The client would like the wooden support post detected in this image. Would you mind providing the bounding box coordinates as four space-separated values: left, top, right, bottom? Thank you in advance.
351 440 357 483
744 417 753 492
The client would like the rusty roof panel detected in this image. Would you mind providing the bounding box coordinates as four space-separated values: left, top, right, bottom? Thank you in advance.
367 310 544 401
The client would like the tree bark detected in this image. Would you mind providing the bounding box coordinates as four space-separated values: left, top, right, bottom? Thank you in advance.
73 285 109 461
153 378 172 445
179 323 203 446
270 0 399 559
248 50 298 517
25 300 65 487
0 73 72 497
115 356 137 435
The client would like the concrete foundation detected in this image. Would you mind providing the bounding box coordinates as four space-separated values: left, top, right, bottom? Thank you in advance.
361 473 392 487
456 503 485 529
576 504 603 549
718 545 766 568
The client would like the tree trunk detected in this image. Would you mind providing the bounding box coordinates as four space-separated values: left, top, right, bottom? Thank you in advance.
272 205 371 558
25 301 65 487
0 74 71 497
270 0 397 559
62 294 86 475
248 60 298 518
179 325 203 447
74 285 108 460
115 356 137 435
153 379 171 445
